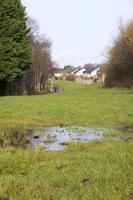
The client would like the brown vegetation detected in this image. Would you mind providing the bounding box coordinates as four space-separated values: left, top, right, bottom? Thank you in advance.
105 20 133 88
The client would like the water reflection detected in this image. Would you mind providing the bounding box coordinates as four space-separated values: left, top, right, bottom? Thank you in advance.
28 126 105 151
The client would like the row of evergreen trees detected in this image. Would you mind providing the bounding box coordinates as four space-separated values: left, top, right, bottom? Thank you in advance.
0 0 53 96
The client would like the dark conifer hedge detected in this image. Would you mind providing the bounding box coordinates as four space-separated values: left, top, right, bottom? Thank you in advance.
0 0 32 95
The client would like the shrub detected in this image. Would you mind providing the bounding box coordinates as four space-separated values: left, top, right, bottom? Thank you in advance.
66 75 75 81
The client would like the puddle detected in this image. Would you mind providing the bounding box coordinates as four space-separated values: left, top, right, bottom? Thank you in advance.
28 126 106 151
0 126 132 150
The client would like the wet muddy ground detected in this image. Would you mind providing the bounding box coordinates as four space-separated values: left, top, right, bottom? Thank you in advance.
0 125 132 150
28 126 109 151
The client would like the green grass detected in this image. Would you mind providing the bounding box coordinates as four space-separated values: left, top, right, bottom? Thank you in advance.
0 81 133 199
104 130 121 138
0 140 132 200
0 81 133 128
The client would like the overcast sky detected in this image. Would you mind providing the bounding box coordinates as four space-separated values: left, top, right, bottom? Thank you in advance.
22 0 133 67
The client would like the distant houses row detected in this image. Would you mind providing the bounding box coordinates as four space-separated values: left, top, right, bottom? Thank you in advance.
54 65 107 84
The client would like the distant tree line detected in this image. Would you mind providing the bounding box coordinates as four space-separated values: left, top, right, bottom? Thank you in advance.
0 0 54 96
105 19 133 88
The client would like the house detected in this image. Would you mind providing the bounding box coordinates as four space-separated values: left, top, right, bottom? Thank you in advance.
53 67 64 79
75 68 86 77
83 68 94 78
70 67 81 75
54 72 63 79
91 67 100 81
74 67 98 84
83 67 100 82
62 64 107 84
71 67 86 77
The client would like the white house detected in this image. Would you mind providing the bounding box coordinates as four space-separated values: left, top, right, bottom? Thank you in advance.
83 71 92 78
83 67 100 79
71 68 86 77
76 68 86 76
91 67 100 78
71 68 80 75
54 73 63 78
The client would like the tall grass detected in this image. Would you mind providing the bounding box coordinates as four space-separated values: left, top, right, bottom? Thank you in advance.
0 140 132 200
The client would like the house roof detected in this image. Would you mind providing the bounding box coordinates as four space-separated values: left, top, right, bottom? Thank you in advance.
83 68 93 74
83 67 98 74
71 67 81 75
91 67 100 77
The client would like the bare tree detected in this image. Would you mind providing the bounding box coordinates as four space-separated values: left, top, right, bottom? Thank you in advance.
105 19 133 88
22 17 54 94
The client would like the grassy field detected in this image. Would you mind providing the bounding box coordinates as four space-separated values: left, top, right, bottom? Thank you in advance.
0 141 132 200
0 81 133 128
0 81 133 199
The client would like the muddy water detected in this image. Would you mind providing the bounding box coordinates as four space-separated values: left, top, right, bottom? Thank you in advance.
28 126 107 151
